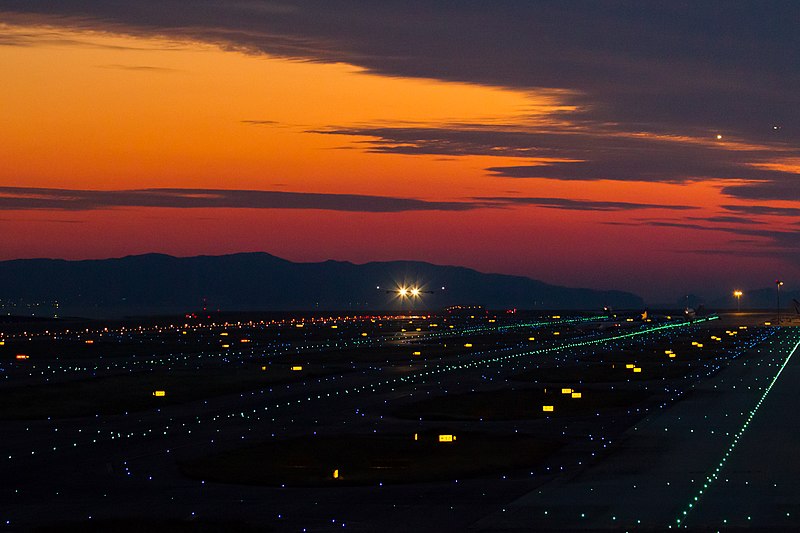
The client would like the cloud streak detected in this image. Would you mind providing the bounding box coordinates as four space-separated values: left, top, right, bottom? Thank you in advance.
0 187 491 213
313 125 800 199
473 196 696 212
0 187 700 215
608 218 800 252
722 204 800 217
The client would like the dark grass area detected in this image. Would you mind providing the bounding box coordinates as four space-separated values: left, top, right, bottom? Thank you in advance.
392 387 650 421
180 431 562 486
32 519 272 532
300 332 520 364
512 361 694 383
0 365 342 420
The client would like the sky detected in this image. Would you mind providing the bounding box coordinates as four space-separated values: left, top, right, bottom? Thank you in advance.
1 1 798 303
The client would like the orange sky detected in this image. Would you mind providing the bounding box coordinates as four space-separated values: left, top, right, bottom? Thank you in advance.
1 22 796 302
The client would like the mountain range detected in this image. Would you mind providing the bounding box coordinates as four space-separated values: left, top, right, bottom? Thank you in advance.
0 253 643 318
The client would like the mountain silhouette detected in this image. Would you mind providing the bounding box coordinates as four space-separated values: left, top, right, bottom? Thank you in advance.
0 253 643 317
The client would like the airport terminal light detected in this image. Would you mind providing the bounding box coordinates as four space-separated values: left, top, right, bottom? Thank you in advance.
733 290 743 312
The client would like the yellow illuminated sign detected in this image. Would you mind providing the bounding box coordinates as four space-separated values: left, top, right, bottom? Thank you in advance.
291 365 303 371
153 390 166 397
561 388 573 394
438 434 456 442
542 405 554 412
571 392 582 399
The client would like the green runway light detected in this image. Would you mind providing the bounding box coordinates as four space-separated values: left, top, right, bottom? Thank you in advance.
675 334 800 528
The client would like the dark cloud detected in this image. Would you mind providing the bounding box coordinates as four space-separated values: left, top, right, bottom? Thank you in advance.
241 120 280 126
722 204 800 217
2 2 799 200
686 215 766 225
473 196 696 212
0 187 490 213
97 64 178 72
314 125 800 194
0 187 700 215
720 180 800 201
606 218 800 253
2 1 797 140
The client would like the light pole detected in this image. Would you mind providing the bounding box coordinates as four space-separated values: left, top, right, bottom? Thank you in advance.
776 280 784 324
733 290 742 312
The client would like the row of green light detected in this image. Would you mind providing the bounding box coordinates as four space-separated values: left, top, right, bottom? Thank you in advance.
496 315 604 333
174 316 718 441
0 313 606 387
0 314 504 381
674 332 800 529
2 315 577 456
125 316 681 480
15 317 717 459
34 323 699 528
3 315 709 462
2 314 476 384
134 315 710 485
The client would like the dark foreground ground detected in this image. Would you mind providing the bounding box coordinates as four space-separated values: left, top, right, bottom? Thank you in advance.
2 310 798 531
